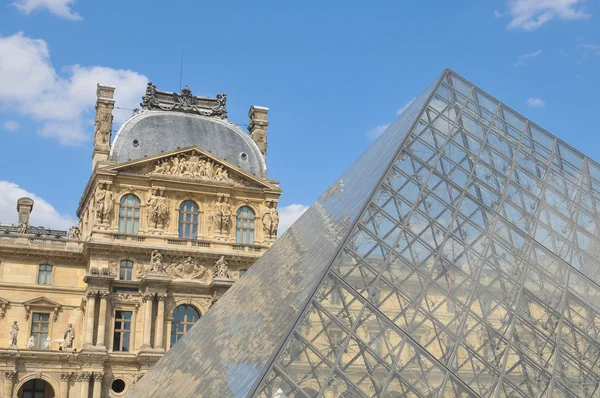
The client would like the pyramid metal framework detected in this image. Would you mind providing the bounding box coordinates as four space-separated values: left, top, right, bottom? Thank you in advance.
127 70 600 398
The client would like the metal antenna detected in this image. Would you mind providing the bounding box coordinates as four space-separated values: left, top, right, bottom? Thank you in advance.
179 50 184 91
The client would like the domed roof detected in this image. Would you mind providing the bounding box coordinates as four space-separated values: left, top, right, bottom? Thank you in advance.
109 110 267 178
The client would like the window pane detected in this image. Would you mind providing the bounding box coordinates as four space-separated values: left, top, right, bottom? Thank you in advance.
122 334 130 351
113 333 121 351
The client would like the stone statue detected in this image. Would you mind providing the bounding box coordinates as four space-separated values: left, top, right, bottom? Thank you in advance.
210 93 227 119
146 189 169 229
213 196 232 235
17 221 28 234
43 336 52 350
149 250 165 273
27 336 35 350
9 321 18 347
213 256 230 279
94 183 115 223
262 201 280 239
68 226 81 240
64 323 75 348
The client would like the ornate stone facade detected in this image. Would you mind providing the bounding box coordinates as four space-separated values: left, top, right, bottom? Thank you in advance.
0 82 280 397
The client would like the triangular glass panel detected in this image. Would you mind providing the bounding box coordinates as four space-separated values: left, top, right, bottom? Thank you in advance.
127 70 600 398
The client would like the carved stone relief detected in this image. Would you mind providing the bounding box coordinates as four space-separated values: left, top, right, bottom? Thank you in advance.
140 82 227 119
94 110 112 146
151 153 233 183
166 257 209 281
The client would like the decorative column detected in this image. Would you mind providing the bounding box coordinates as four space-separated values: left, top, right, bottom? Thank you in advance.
79 372 91 398
92 373 103 398
141 293 154 348
92 85 115 170
165 316 173 352
96 292 109 349
84 291 97 347
59 373 71 398
154 294 167 350
3 370 17 398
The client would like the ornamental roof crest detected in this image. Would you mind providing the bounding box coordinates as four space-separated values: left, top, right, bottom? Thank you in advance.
140 82 227 119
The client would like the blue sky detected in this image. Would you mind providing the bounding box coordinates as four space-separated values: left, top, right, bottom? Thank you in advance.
0 0 599 232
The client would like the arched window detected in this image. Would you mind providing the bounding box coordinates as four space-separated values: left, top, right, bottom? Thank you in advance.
236 206 255 244
118 194 141 234
170 305 200 348
38 264 52 285
178 200 199 239
119 260 134 281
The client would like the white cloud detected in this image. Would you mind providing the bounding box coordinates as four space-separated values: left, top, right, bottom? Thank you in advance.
278 204 309 237
0 32 148 145
494 9 503 18
0 181 75 230
366 123 391 140
527 97 545 108
366 98 416 140
505 0 590 31
396 97 416 116
2 120 20 131
12 0 82 21
576 43 600 55
515 49 543 66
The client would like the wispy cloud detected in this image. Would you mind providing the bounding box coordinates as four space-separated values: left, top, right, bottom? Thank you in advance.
12 0 82 20
0 180 75 229
396 97 416 116
576 43 600 58
515 49 542 66
2 120 20 132
504 0 590 31
0 32 147 146
366 98 416 140
278 204 309 237
366 123 391 140
527 97 545 108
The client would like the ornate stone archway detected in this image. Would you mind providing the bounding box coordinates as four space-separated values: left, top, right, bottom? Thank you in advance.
14 375 58 398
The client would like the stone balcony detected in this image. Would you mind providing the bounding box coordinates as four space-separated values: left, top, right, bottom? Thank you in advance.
90 233 270 258
0 235 82 253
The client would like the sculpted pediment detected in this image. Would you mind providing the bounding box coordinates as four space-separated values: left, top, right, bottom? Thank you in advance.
23 297 62 308
23 297 62 321
106 147 274 189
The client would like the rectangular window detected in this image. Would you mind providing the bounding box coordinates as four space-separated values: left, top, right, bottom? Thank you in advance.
113 310 132 352
31 312 50 350
38 264 52 285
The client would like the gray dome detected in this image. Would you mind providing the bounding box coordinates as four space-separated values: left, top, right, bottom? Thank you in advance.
110 111 267 177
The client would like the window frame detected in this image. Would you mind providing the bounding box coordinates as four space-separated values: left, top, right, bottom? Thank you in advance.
119 260 134 281
118 194 141 235
178 200 200 239
235 206 256 245
30 312 50 350
112 310 133 352
170 304 201 348
37 264 52 285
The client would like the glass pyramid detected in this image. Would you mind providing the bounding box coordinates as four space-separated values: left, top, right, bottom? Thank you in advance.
127 70 600 398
